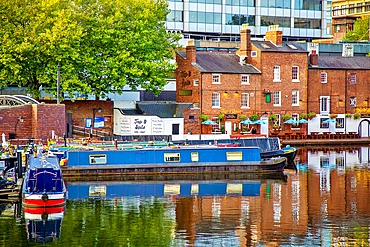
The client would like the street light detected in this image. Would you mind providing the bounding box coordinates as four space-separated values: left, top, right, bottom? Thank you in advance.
13 115 24 139
90 107 102 138
57 63 61 104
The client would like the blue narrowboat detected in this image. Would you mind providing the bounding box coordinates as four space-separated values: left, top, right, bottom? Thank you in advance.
22 154 67 207
61 146 287 177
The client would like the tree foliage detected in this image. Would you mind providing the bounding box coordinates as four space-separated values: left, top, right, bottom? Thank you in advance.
0 0 180 99
343 16 369 41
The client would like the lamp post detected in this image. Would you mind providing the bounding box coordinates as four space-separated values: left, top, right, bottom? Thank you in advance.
90 107 102 138
14 115 24 139
57 64 61 104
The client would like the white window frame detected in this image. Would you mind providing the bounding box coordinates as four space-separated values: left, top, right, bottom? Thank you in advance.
212 74 221 84
320 72 327 83
349 96 356 107
212 92 220 108
292 66 299 82
349 73 356 84
273 66 281 82
241 75 250 85
193 79 199 86
320 96 330 115
273 91 281 106
241 93 249 108
292 90 299 106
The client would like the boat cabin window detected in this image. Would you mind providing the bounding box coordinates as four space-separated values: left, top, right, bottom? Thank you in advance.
164 153 180 162
191 152 199 162
226 152 243 161
89 154 107 164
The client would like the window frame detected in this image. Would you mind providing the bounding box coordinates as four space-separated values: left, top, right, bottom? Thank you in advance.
273 66 281 82
292 66 300 82
212 74 221 84
320 72 327 83
241 74 250 85
273 91 281 106
241 92 250 108
212 92 221 108
292 90 299 106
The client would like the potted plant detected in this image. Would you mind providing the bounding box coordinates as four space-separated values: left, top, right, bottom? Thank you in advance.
249 113 259 121
217 113 224 122
269 114 277 122
345 113 352 118
308 111 316 120
239 114 247 122
282 113 291 121
273 124 281 130
200 113 208 122
329 113 338 119
300 113 308 120
353 112 360 119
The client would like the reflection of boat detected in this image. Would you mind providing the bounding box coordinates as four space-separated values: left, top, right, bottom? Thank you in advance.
24 206 65 243
65 173 287 199
22 154 67 207
62 146 287 177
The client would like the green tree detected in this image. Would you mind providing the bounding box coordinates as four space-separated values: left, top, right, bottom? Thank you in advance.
0 0 180 99
343 16 369 41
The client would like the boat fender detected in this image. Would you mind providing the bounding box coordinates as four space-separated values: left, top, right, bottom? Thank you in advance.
42 194 49 202
41 212 48 221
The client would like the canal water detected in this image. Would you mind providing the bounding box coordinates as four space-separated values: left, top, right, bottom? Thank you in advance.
1 146 370 246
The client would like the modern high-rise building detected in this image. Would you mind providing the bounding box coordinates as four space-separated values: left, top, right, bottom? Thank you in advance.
166 0 332 41
332 0 370 42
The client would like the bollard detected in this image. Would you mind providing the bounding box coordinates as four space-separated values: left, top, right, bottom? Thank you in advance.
17 149 23 179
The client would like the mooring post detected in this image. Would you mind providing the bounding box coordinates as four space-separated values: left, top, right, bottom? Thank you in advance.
17 149 23 179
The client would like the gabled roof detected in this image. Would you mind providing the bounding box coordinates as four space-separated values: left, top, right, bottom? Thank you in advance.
310 56 370 69
177 51 261 74
252 41 308 53
136 102 192 118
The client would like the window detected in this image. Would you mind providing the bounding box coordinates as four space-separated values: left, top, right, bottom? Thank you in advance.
350 96 356 107
193 79 199 86
251 51 257 57
212 92 220 107
164 153 180 162
226 152 243 161
341 5 346 15
333 6 339 16
292 113 299 128
336 118 344 128
172 124 179 135
320 96 330 114
241 93 249 108
273 66 281 82
292 66 299 81
212 74 221 84
89 154 107 164
273 91 281 106
320 72 327 83
320 118 329 128
241 75 250 84
191 152 199 162
292 90 299 106
349 73 356 84
192 103 199 108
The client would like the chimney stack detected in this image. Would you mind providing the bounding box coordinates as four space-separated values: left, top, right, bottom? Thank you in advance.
186 39 196 64
265 25 283 46
237 24 251 64
310 50 318 66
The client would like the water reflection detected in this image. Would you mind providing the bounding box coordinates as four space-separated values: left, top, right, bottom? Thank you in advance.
24 206 65 244
1 147 370 246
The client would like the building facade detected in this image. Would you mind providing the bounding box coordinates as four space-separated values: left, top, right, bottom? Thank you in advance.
167 0 331 41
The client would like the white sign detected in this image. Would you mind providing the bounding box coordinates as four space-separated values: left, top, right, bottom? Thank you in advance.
120 118 131 135
152 119 164 134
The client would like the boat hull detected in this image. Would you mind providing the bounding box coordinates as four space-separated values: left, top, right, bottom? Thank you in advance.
23 193 67 207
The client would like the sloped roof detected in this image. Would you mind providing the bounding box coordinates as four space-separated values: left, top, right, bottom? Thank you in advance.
177 51 261 74
119 109 142 115
310 56 370 69
136 102 192 118
252 41 308 53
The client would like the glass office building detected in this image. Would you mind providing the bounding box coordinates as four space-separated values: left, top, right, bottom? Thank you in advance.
166 0 331 41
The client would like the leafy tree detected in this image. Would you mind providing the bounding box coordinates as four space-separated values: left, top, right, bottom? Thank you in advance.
343 16 369 41
0 0 180 99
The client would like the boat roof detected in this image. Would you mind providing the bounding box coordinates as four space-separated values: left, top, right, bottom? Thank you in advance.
29 154 60 170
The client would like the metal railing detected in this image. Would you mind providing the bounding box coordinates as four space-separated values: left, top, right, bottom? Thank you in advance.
72 125 111 138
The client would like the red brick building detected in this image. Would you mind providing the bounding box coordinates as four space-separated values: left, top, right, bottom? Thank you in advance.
176 25 309 136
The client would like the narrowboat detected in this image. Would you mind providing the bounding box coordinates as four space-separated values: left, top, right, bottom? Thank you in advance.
61 146 287 177
22 154 67 207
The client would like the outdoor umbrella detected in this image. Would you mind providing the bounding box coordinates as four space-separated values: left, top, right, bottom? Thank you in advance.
298 119 309 123
323 118 336 123
252 119 267 125
201 120 217 125
284 118 297 124
240 119 253 125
